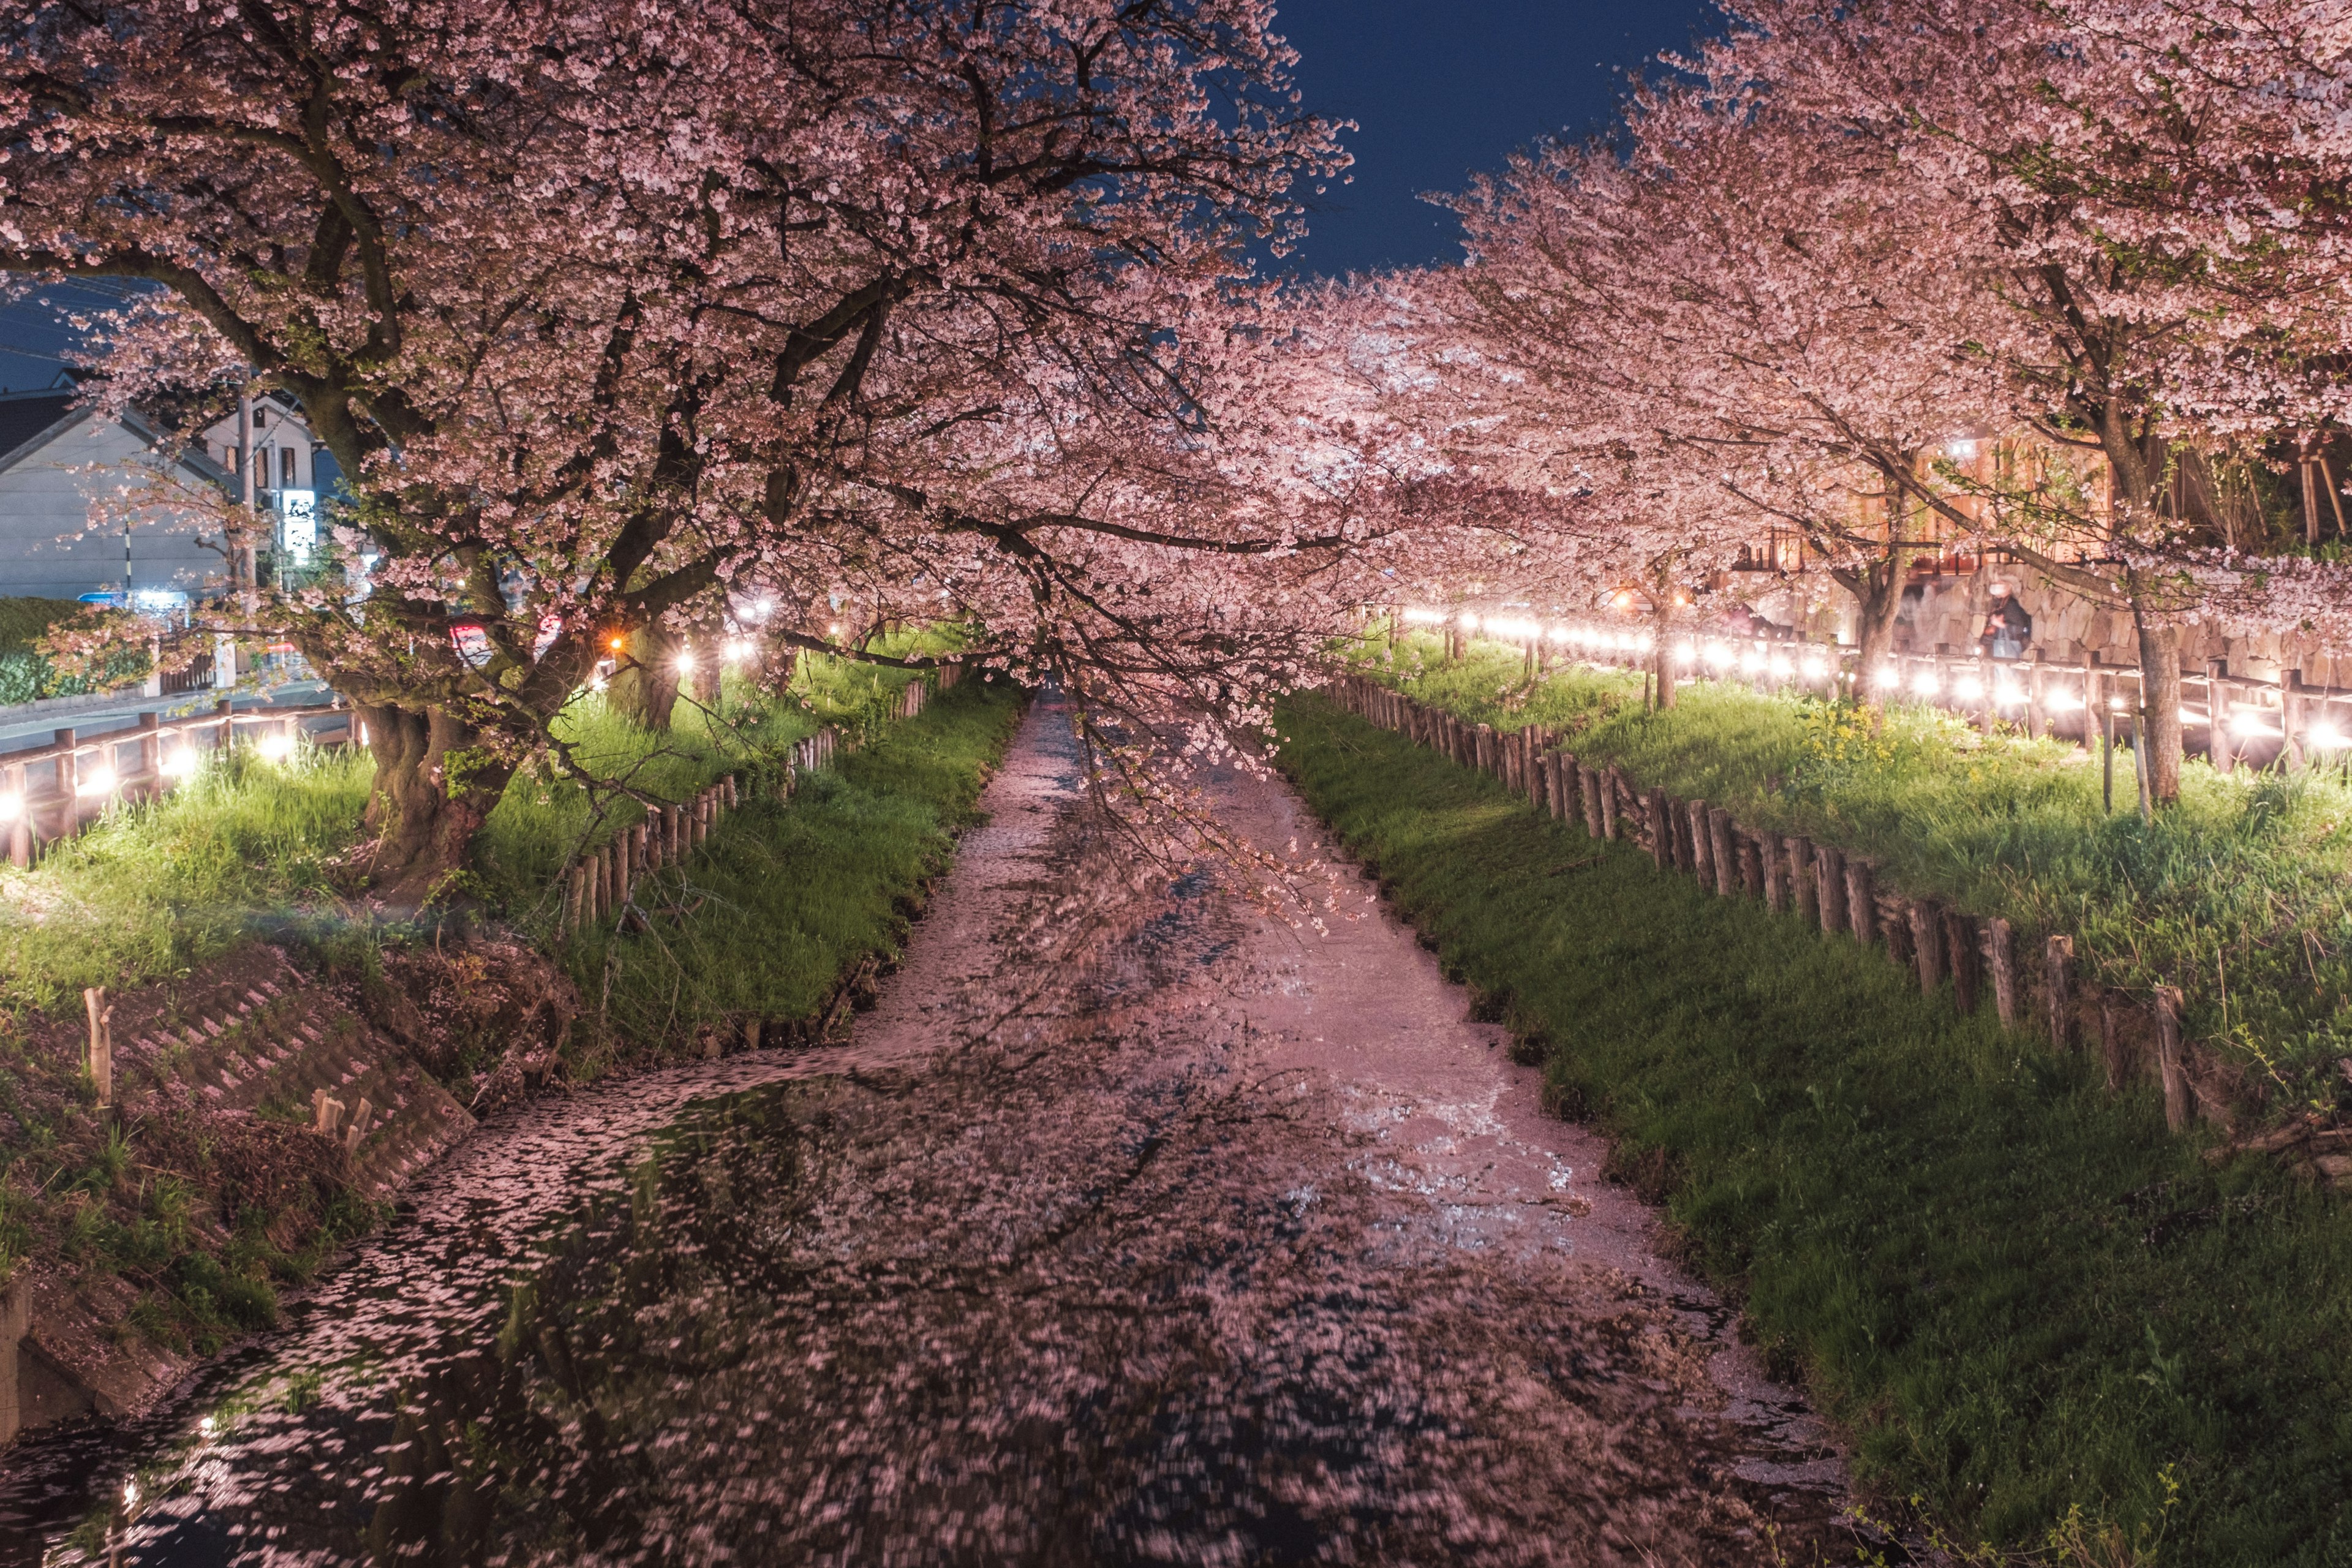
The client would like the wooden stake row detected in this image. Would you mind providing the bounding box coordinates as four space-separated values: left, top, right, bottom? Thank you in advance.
561 773 743 936
1330 673 2236 1135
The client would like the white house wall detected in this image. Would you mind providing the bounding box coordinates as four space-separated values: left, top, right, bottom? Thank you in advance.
0 415 226 599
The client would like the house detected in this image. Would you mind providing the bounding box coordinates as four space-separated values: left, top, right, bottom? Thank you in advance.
0 390 326 605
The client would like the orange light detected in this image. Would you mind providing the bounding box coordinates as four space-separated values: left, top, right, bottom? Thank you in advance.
609 635 625 651
1612 592 1633 610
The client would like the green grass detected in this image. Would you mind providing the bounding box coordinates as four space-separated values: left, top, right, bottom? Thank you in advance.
561 678 1022 1066
1351 630 2352 1107
0 743 374 1015
479 631 962 917
1276 692 2352 1566
0 636 966 1012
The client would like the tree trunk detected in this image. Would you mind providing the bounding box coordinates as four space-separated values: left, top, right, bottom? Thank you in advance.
610 622 682 730
1651 597 1676 710
2135 614 2183 804
1841 551 1909 709
355 702 515 905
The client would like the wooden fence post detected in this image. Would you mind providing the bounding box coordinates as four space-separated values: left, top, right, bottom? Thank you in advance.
2155 985 2190 1132
1816 845 1847 936
5 762 26 869
82 986 112 1109
2207 660 2233 773
1686 799 1713 884
1708 809 1737 896
1580 765 1605 839
1601 767 1624 840
2045 934 2076 1050
1988 917 2017 1028
1945 909 1981 1014
1645 791 1670 868
1845 859 1877 945
1789 837 1816 926
1762 832 1787 912
1909 900 1944 993
1738 832 1764 899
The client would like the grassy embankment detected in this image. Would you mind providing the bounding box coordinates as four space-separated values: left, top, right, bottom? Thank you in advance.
1278 688 2352 1566
1353 629 2352 1106
0 641 1015 1352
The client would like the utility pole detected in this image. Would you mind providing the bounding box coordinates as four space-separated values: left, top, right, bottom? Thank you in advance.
220 390 258 693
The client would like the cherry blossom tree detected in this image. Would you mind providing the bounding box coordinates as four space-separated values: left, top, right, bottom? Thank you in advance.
1702 0 2352 797
1423 81 2017 703
0 0 1349 897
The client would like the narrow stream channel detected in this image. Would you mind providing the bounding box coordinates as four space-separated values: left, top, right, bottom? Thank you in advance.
0 701 1872 1567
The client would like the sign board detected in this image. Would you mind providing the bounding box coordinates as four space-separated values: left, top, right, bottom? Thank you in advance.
279 489 318 564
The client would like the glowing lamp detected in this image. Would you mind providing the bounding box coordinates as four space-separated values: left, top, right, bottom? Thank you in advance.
77 765 118 796
1736 649 1763 673
675 652 698 676
1954 675 1985 700
1612 592 1634 610
610 635 627 652
1995 681 2025 709
2310 722 2348 752
255 732 293 763
2230 709 2264 737
1703 644 1732 669
724 638 753 662
1546 625 1570 643
1912 669 1942 696
162 748 202 780
753 598 775 619
1871 664 1900 689
0 794 21 823
1770 656 1793 679
1801 658 1828 680
1675 642 1698 665
1634 633 1655 653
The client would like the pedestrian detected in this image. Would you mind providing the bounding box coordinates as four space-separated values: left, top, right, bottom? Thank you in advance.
1980 581 2032 658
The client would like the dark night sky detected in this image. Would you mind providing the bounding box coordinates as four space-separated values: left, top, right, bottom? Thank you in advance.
0 2 1724 385
1272 0 1724 277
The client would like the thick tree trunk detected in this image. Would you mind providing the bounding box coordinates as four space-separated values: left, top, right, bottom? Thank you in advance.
2135 614 2184 804
1840 551 1910 709
355 703 516 905
610 623 682 730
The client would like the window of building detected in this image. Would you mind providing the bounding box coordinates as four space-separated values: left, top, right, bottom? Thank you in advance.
282 447 296 486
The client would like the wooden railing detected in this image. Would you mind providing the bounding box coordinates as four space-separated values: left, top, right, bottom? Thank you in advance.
1 699 355 869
